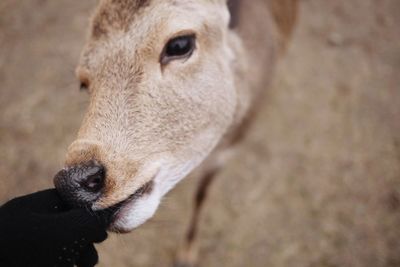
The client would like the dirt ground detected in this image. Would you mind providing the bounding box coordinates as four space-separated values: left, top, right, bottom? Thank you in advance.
1 1 400 266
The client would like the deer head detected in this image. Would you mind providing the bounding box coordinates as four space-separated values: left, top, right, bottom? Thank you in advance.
54 0 241 232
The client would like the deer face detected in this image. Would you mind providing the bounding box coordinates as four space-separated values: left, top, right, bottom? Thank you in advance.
54 0 237 232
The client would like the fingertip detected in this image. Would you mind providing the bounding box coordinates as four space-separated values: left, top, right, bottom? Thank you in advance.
63 209 109 242
93 230 108 244
76 244 99 267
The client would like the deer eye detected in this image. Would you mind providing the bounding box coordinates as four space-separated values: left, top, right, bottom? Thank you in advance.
161 34 196 65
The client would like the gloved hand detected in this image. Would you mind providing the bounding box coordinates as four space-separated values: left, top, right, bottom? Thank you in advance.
0 189 112 267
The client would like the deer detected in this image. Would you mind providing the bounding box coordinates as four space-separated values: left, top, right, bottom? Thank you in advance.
53 0 298 265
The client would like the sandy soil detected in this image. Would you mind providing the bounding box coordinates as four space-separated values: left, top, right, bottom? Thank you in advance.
1 1 399 266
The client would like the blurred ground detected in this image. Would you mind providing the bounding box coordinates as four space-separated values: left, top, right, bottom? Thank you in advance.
1 0 400 266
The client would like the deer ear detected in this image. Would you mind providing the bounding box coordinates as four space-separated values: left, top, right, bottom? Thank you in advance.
227 0 240 29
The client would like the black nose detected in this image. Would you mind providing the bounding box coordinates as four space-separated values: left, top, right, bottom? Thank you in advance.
54 161 106 207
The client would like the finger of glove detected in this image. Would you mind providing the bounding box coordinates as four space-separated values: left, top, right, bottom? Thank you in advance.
92 207 117 228
1 189 66 213
76 244 99 267
41 209 109 243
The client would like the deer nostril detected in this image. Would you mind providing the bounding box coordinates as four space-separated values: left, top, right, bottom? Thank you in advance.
81 166 105 192
54 160 106 207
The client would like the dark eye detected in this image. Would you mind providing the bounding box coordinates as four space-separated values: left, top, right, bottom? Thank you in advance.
161 34 196 64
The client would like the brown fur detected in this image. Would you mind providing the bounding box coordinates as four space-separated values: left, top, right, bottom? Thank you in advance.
267 0 298 50
59 0 299 264
92 0 151 39
62 0 298 257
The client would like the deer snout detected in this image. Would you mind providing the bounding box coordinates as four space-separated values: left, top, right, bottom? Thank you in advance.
53 160 106 208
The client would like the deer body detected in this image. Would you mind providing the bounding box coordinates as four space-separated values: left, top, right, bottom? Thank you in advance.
54 0 297 264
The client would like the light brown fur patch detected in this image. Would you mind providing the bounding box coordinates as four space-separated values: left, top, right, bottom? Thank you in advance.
64 0 298 228
92 0 151 39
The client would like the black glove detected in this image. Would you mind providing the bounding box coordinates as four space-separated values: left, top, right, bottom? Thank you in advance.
0 189 112 267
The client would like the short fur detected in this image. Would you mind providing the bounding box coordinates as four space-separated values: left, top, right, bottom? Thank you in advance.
63 0 297 243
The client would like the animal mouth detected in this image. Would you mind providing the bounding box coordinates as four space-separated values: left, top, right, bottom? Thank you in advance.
107 197 137 233
104 180 154 232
